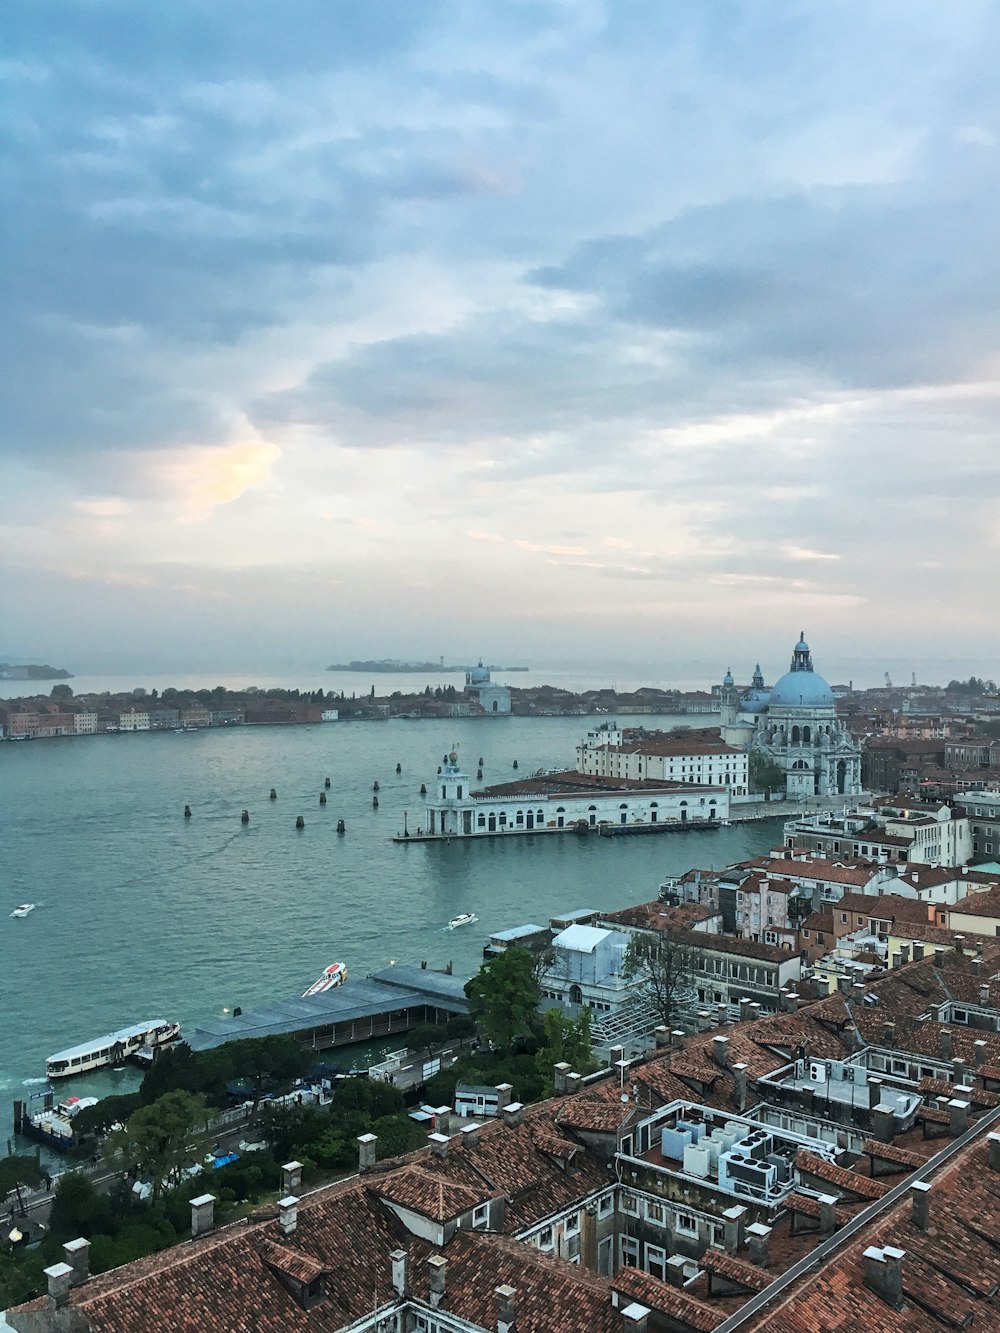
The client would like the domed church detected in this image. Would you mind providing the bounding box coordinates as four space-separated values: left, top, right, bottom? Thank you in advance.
719 634 862 799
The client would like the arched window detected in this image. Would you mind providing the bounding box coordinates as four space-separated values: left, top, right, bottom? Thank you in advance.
569 984 583 1005
802 726 810 744
792 725 801 744
619 803 628 810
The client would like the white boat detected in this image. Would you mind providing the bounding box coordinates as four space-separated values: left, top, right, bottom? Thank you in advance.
10 904 35 918
448 913 478 930
302 962 348 997
46 1019 181 1079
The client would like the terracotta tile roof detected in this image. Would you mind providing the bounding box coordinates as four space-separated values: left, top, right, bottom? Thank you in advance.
915 1102 952 1124
794 1150 890 1201
611 1265 721 1331
699 1247 772 1293
951 886 1000 917
374 1167 487 1221
257 1239 329 1284
835 893 933 925
918 1076 1000 1109
861 1140 925 1169
554 1095 633 1135
783 1191 852 1225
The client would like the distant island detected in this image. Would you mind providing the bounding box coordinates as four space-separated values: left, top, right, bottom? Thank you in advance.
0 662 73 681
326 659 529 673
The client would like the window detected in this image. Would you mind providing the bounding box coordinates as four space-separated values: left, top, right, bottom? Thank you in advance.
597 1192 614 1218
645 1244 667 1282
538 1227 553 1250
840 913 848 923
646 1200 664 1225
620 1237 639 1268
622 1191 639 1215
565 1211 580 1237
675 1211 698 1237
472 1203 489 1229
709 1222 725 1247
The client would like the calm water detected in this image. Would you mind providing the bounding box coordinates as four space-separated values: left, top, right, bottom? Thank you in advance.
0 714 782 1140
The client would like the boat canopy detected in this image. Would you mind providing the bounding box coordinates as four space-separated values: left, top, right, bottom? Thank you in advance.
47 1020 176 1066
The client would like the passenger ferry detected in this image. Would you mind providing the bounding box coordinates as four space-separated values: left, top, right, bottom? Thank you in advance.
46 1019 181 1079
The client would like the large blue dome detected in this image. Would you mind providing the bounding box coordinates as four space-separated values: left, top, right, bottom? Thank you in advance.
769 669 834 709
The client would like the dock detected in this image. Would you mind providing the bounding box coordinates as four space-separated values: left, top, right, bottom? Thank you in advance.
187 965 471 1054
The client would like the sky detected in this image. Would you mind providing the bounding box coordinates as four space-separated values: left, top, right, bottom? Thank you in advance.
4 0 1000 677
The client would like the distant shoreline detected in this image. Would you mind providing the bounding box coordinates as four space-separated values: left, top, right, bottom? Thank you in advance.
326 661 530 673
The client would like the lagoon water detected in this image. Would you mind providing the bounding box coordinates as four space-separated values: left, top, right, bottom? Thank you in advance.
0 713 782 1141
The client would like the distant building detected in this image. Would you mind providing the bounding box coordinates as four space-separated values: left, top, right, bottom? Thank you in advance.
464 662 511 716
576 723 748 795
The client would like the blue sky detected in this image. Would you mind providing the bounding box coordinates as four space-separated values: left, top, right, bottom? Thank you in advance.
4 1 1000 673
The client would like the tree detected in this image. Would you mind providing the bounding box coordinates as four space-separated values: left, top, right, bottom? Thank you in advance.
47 1171 114 1239
749 751 785 792
536 1007 597 1088
105 1091 207 1200
622 931 697 1028
0 1154 43 1218
465 948 541 1054
49 683 73 700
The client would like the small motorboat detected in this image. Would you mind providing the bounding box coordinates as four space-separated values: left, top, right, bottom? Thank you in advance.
10 904 35 918
302 962 348 997
447 913 478 930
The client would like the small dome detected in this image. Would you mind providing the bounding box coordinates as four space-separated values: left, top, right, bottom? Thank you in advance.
740 689 770 714
769 670 834 709
723 669 735 687
468 661 490 685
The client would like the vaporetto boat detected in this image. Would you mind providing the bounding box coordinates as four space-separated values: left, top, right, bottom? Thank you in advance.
46 1019 181 1079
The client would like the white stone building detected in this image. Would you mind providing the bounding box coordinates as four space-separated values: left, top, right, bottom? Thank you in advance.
464 662 511 716
576 724 748 795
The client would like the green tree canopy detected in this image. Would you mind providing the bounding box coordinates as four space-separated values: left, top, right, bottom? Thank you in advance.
464 948 541 1054
105 1091 207 1200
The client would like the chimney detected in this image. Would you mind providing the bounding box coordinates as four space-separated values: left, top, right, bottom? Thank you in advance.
746 1222 771 1268
696 1010 713 1033
817 1194 837 1235
190 1193 216 1239
553 1062 571 1094
988 1132 1000 1172
610 1044 626 1066
974 1039 989 1067
495 1283 516 1333
502 1101 524 1128
980 984 991 1006
863 1246 905 1308
282 1161 303 1195
494 1083 514 1113
565 1072 583 1095
952 1057 967 1087
895 944 910 969
722 1205 746 1256
954 935 965 955
429 1132 450 1157
739 997 754 1022
391 1249 408 1297
948 1098 970 1136
748 1002 763 1021
63 1237 90 1287
872 1103 896 1144
460 1122 481 1147
654 1027 670 1049
358 1133 378 1172
881 1021 896 1047
784 992 800 1013
732 1062 748 1113
910 1181 931 1230
867 1075 884 1110
912 942 925 962
278 1195 299 1236
939 1028 953 1060
665 1255 688 1287
44 1262 74 1311
621 1302 651 1333
712 1035 730 1068
934 946 945 968
671 1029 686 1049
427 1255 447 1309
852 981 865 1002
972 954 982 977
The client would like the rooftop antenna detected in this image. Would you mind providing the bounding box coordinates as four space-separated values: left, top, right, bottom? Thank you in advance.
911 671 917 687
884 672 892 687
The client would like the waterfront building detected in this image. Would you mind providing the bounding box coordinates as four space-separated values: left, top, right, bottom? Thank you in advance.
422 750 729 836
576 723 748 795
782 798 972 867
720 634 863 800
464 661 511 716
955 787 1000 861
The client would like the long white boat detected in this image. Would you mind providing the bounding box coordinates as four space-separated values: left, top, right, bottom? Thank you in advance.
302 962 347 997
46 1019 181 1079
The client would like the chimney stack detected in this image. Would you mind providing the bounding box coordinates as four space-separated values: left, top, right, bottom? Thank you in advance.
980 984 991 1006
863 1246 905 1308
739 997 754 1022
746 1222 771 1268
910 1181 931 1230
278 1196 299 1236
872 1103 896 1144
427 1255 447 1309
671 1029 685 1049
696 1010 713 1033
934 946 945 968
190 1193 216 1239
665 1255 688 1287
63 1238 90 1287
358 1133 378 1172
852 981 865 1002
610 1045 626 1067
460 1122 481 1147
502 1102 524 1128
494 1083 513 1113
282 1161 303 1195
817 1194 837 1236
882 1020 896 1047
553 1062 571 1094
722 1205 746 1256
952 1057 967 1087
621 1302 651 1333
495 1284 516 1333
948 1098 970 1136
954 936 965 955
429 1132 450 1158
988 1132 1000 1172
974 1039 988 1067
712 1035 730 1068
654 1026 670 1049
565 1072 583 1095
939 1028 953 1060
912 942 925 962
44 1263 74 1312
732 1062 748 1113
391 1249 408 1297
